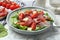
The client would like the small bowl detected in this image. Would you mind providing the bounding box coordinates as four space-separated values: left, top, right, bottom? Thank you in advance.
6 7 55 35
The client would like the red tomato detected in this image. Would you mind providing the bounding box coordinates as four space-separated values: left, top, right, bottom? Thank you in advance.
15 4 20 9
0 2 2 6
6 4 10 9
20 22 27 26
2 2 7 7
38 11 44 15
31 22 36 30
9 5 15 10
18 13 25 20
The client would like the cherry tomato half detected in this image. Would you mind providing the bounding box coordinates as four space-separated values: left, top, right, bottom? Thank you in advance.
0 2 2 6
31 22 36 30
9 5 15 10
18 13 25 21
2 2 7 7
6 4 11 9
15 4 20 9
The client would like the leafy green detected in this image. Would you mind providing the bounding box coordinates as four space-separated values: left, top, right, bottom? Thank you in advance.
36 27 40 30
0 29 8 38
44 13 54 22
44 13 49 16
19 25 27 30
36 26 46 31
0 23 8 38
11 15 18 18
0 24 5 32
13 23 27 30
11 16 18 24
13 23 20 28
50 20 54 22
0 23 4 29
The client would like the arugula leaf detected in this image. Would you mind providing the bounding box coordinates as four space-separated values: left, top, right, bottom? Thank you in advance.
0 29 8 38
13 23 27 30
11 15 18 18
50 20 54 22
13 23 20 28
36 26 46 31
19 25 27 30
36 27 40 30
44 13 54 22
0 24 5 32
44 13 49 16
0 24 4 28
11 17 18 24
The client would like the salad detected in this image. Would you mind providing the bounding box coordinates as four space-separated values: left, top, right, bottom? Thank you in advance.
11 9 54 31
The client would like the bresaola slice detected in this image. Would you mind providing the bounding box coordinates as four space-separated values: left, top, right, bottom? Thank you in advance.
23 17 33 26
38 15 46 22
26 17 33 26
34 18 41 24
